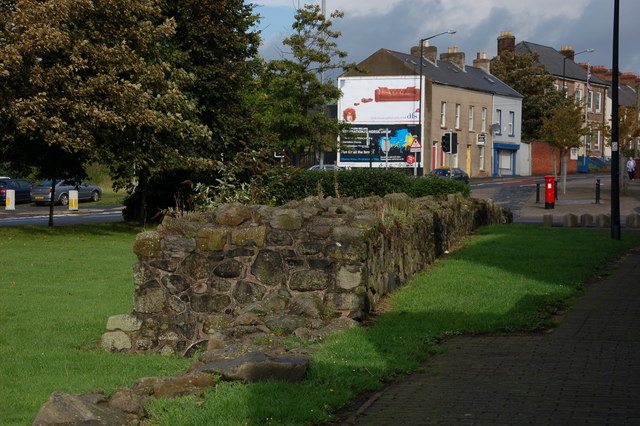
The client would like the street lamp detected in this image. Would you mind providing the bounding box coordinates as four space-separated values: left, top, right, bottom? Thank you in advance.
561 48 594 172
418 30 456 174
561 48 594 92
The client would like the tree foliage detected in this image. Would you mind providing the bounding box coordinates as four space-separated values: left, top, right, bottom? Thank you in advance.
1 0 260 221
491 51 566 140
541 99 590 192
253 4 355 156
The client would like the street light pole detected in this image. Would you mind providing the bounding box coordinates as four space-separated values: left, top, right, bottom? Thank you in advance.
561 48 594 94
418 30 455 175
561 48 594 169
611 0 621 240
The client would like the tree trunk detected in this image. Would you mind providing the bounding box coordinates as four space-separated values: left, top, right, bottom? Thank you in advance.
552 148 558 176
134 169 149 225
48 178 56 227
560 149 568 195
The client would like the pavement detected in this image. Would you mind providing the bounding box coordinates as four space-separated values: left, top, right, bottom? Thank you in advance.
333 174 640 425
470 174 640 227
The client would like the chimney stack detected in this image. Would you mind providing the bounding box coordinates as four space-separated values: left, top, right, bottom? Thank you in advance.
440 45 465 70
620 72 640 88
411 40 438 64
560 45 575 61
497 31 515 55
473 51 490 73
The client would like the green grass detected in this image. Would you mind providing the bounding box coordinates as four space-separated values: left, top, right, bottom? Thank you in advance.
1 223 639 425
0 223 191 425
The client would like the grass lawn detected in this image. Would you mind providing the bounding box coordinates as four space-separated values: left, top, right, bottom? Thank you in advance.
1 223 639 425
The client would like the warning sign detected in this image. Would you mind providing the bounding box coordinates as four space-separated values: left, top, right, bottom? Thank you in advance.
410 138 422 152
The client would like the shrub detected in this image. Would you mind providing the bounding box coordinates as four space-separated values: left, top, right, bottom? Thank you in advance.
408 176 470 198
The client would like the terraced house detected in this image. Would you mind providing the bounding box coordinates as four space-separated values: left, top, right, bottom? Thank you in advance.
337 42 524 177
498 31 610 165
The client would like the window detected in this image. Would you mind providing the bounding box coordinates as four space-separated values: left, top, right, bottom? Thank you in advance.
440 101 446 127
508 111 515 136
481 107 487 132
595 92 602 113
576 88 583 102
553 83 559 91
495 109 502 135
594 130 601 150
468 106 474 131
587 89 593 110
479 146 485 170
455 104 461 129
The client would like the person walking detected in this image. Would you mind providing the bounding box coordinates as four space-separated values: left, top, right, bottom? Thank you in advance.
627 157 636 181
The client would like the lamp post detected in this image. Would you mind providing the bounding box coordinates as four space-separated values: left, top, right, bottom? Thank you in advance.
418 30 456 175
561 48 594 170
561 48 594 92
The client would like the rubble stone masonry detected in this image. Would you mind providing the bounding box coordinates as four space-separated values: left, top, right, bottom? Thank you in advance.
101 193 511 356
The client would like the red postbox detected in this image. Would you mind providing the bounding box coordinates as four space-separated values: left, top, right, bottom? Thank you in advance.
544 175 555 209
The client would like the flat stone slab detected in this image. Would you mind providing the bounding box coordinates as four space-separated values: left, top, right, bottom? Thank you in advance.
196 351 309 383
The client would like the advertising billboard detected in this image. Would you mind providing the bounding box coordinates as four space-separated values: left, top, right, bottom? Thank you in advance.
339 124 421 167
338 76 423 168
338 76 421 124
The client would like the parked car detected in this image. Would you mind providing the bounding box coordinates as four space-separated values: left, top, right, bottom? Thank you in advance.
428 167 470 184
30 180 102 206
0 178 33 204
307 164 341 171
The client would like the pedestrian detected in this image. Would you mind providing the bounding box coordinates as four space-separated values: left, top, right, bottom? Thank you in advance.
627 157 636 181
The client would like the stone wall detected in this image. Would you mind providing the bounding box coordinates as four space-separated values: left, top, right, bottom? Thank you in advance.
101 193 511 356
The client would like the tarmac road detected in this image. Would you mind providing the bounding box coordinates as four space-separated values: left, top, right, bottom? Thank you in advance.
0 204 124 226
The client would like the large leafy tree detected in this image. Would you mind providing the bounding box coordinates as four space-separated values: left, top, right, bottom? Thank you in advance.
159 0 261 156
254 4 355 162
541 100 589 193
491 51 566 140
1 0 260 222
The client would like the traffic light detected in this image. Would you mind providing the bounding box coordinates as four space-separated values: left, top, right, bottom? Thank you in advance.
450 132 458 154
441 132 451 153
441 132 458 154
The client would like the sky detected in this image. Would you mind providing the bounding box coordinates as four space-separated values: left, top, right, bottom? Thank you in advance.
250 0 640 78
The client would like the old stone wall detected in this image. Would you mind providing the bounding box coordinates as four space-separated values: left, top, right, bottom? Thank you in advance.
101 193 511 356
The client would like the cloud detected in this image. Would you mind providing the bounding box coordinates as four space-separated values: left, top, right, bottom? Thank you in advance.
256 0 640 73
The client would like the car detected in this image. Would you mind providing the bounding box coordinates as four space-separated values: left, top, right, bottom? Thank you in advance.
306 164 341 171
30 179 102 206
0 178 33 204
428 167 470 184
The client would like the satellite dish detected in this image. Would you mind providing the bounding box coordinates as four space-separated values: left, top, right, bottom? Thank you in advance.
490 123 501 133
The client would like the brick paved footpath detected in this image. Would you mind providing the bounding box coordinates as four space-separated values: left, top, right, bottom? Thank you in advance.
338 249 640 425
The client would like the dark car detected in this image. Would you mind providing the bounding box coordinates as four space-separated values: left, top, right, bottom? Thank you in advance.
30 179 102 206
0 178 33 204
428 167 470 184
306 164 341 171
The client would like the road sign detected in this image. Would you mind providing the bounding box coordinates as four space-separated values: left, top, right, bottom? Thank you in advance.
410 138 422 152
406 155 416 165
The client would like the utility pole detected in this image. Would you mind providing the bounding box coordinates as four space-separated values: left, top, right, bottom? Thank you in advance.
611 0 621 240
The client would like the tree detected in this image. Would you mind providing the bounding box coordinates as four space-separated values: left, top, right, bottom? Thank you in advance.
254 4 355 163
541 100 590 194
491 51 566 140
0 0 254 223
158 0 261 157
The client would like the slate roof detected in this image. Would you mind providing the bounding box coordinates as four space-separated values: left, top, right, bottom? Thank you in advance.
387 49 523 98
515 41 610 86
614 84 638 107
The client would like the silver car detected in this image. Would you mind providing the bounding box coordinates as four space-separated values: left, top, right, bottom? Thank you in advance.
31 179 102 206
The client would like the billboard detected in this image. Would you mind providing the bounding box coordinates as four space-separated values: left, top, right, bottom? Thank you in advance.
339 124 420 166
338 76 421 124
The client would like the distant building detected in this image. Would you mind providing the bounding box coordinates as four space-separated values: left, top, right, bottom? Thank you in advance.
497 31 610 164
586 66 639 157
338 43 524 177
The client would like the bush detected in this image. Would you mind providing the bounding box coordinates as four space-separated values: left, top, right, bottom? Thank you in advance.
277 168 470 202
